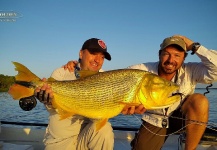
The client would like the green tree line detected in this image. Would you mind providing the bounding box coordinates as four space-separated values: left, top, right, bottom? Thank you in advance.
0 74 15 92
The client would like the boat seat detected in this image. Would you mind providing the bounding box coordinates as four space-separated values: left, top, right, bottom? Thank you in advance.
0 141 33 150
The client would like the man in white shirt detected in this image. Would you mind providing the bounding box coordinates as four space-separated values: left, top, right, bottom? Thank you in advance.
122 35 217 150
35 38 114 150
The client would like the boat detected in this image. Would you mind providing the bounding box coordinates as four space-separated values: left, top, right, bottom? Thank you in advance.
0 121 217 150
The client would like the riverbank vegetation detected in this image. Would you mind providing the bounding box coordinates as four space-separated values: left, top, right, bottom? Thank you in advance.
0 74 15 92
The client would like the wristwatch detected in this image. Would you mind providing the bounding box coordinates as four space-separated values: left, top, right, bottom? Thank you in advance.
191 42 201 55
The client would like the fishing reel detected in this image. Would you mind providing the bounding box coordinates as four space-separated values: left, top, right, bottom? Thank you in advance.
19 95 37 111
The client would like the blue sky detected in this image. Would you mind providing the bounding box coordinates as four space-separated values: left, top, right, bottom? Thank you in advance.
1 0 217 88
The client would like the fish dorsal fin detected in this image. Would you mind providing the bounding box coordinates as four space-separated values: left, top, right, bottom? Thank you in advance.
78 70 99 78
47 77 57 82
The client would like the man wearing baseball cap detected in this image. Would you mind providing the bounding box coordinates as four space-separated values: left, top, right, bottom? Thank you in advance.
81 38 111 61
160 36 187 51
34 38 114 150
124 35 217 150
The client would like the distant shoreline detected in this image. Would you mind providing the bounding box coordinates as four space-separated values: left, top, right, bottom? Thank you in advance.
196 88 217 89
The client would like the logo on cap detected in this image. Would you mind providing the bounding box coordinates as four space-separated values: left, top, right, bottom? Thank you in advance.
98 40 106 49
171 38 180 42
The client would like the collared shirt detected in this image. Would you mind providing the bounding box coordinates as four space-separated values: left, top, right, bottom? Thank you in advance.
44 64 104 144
128 46 217 128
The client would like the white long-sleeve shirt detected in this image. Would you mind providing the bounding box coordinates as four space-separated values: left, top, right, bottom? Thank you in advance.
44 66 104 144
128 46 217 128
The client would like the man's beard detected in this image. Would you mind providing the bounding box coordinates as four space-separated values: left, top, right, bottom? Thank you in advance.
160 61 177 74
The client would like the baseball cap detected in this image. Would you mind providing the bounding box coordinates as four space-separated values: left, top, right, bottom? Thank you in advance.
81 38 111 61
160 36 187 51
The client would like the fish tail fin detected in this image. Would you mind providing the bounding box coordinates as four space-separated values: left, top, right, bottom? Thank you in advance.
8 84 35 100
8 62 41 100
12 62 41 82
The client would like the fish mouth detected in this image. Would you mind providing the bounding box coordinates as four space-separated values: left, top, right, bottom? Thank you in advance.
171 92 183 98
150 92 182 109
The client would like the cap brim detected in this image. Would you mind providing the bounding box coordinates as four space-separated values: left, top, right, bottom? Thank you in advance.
88 49 111 61
161 43 186 52
104 52 111 61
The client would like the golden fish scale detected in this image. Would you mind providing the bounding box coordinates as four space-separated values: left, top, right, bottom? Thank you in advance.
49 69 146 119
10 62 179 120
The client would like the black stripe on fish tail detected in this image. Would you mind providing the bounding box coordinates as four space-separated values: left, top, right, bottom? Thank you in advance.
15 81 36 88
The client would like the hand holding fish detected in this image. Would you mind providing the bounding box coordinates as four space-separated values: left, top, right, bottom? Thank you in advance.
34 78 53 105
62 60 78 72
122 104 146 115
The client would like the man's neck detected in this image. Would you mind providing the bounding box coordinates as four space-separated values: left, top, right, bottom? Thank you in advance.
159 73 176 81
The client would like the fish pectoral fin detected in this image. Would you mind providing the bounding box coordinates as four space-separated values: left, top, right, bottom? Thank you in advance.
59 112 75 120
56 108 75 120
95 118 108 131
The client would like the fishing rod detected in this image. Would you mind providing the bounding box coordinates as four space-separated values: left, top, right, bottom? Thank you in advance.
204 83 213 96
133 114 217 137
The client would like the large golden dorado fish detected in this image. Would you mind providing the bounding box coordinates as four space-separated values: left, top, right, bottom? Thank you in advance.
9 62 180 130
